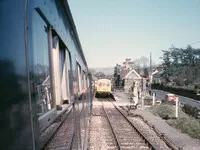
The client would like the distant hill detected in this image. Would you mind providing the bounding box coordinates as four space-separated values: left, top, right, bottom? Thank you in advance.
89 67 114 76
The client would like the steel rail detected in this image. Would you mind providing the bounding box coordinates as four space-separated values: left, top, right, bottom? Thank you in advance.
108 99 158 150
68 131 75 150
131 114 182 150
101 100 121 150
110 98 184 150
41 108 72 149
40 102 74 134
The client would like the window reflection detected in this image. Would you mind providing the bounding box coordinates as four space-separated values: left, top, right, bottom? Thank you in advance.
32 12 52 116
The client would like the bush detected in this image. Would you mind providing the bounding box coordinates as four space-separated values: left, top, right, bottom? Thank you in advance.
150 104 200 140
149 104 175 119
182 104 199 118
195 84 200 89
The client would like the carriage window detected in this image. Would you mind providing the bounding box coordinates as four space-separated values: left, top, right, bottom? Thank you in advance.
49 33 72 107
87 77 90 88
66 50 71 99
82 71 84 90
83 72 87 89
32 12 52 116
59 48 66 103
99 83 102 86
59 43 71 103
85 75 87 89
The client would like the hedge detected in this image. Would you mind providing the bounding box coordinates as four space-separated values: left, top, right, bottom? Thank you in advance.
151 83 200 101
150 104 200 140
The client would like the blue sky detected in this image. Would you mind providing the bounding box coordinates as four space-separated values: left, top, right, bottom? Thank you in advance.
68 0 200 68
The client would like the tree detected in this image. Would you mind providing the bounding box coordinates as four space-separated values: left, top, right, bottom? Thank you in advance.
139 56 149 68
161 49 171 67
90 69 96 75
95 72 106 79
133 56 149 74
160 45 200 88
133 59 140 74
113 66 117 77
143 67 149 78
113 64 121 87
134 56 149 68
169 45 180 66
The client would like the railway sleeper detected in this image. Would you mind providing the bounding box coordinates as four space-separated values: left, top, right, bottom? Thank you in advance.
120 145 149 149
115 132 139 136
46 143 69 149
46 139 69 146
107 147 119 150
120 142 147 146
118 137 144 142
100 128 113 131
116 129 134 132
105 139 116 144
106 143 117 147
121 141 145 145
106 138 117 142
47 147 70 150
49 134 74 142
122 148 150 150
104 134 115 138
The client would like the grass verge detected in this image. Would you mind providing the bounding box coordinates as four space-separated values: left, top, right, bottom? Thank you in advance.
149 104 200 140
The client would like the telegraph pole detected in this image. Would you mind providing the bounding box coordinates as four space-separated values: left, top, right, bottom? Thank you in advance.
150 52 152 76
149 52 152 89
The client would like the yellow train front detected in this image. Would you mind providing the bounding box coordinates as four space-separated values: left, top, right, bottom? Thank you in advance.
95 78 112 98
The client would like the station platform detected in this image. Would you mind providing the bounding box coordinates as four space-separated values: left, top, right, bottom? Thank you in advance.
112 91 135 106
112 91 154 107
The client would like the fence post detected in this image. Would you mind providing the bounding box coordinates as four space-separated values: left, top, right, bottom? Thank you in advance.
175 97 179 118
152 92 155 106
141 93 144 108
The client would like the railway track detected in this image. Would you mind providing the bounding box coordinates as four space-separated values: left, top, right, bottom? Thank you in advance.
40 100 90 150
100 99 158 150
39 107 75 150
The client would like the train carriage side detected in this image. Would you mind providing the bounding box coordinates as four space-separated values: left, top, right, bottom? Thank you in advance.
0 0 92 149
